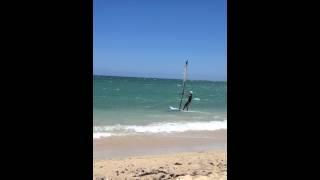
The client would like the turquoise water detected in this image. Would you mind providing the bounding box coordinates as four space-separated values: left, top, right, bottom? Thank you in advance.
93 75 227 138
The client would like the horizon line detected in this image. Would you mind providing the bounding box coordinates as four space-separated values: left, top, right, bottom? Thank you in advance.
93 74 227 82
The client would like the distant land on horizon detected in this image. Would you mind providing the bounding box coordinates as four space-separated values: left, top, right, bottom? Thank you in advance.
93 74 227 82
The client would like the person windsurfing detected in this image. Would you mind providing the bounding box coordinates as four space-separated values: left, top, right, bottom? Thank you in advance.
183 91 193 111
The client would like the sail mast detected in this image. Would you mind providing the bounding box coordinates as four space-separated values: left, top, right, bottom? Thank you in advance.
179 60 188 110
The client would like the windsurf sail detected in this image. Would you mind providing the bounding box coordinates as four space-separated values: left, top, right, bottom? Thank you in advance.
179 60 188 110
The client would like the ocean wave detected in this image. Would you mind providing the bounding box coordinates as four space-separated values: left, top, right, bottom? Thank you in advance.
93 120 227 139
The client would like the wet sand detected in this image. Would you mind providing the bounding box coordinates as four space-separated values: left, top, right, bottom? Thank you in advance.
93 130 226 159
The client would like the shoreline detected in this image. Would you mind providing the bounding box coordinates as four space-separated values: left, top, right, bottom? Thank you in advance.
93 129 227 179
94 129 227 160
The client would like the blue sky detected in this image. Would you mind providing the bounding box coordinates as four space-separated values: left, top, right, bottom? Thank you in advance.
94 0 226 81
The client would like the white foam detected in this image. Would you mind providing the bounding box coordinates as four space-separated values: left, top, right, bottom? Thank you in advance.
93 132 113 138
194 98 200 101
93 120 227 139
169 106 179 111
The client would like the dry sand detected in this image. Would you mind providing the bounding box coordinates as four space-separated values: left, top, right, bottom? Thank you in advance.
93 151 226 180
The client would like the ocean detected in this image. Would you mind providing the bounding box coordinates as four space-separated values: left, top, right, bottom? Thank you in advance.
93 75 227 138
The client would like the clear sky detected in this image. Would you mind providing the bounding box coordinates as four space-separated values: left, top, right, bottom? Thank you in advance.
94 0 226 81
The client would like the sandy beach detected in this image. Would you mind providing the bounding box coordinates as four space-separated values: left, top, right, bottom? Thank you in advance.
94 151 226 180
93 130 227 180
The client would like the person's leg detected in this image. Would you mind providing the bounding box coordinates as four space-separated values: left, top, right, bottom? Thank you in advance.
187 101 190 111
183 102 189 110
183 103 187 110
